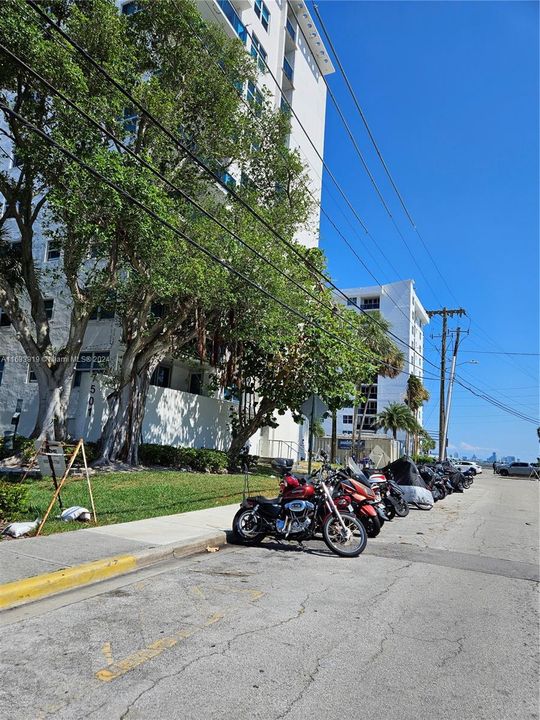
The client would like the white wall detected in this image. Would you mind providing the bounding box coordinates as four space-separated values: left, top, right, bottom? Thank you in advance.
142 386 234 450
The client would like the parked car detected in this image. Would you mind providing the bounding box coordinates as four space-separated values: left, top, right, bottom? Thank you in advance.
454 460 483 475
498 462 538 477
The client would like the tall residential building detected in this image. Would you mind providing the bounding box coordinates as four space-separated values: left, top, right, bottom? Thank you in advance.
197 0 334 247
0 1 333 457
323 280 429 443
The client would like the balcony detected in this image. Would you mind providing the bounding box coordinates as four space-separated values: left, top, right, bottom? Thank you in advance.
286 18 296 43
215 0 247 44
282 57 294 88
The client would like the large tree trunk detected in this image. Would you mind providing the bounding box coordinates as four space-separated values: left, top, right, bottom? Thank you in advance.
228 396 273 466
29 357 78 441
99 369 152 465
97 349 159 466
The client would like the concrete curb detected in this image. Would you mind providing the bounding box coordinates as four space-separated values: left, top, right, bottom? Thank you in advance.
0 530 227 611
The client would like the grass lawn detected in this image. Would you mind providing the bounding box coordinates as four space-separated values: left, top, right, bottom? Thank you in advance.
14 468 280 537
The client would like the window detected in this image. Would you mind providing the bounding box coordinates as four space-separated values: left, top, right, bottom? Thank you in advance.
342 415 353 424
150 364 171 388
246 81 263 107
346 297 357 306
280 96 291 114
217 0 247 44
27 365 37 383
363 416 376 430
46 240 61 261
89 305 115 321
0 309 11 327
283 58 294 83
254 0 270 31
122 107 138 135
121 1 140 15
189 372 203 396
360 297 380 310
250 34 267 72
89 295 116 320
286 18 296 42
359 400 377 417
44 299 54 320
218 169 237 188
150 303 165 319
73 351 110 387
0 356 4 385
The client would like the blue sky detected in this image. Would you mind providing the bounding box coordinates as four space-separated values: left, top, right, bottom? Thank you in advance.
313 0 539 460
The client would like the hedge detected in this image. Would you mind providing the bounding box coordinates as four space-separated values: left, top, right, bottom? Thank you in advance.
0 480 29 518
139 444 229 472
0 436 35 463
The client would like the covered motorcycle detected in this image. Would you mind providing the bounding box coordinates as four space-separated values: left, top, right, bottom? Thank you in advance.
384 458 434 510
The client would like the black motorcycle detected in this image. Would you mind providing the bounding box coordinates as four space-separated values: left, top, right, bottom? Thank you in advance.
231 466 368 558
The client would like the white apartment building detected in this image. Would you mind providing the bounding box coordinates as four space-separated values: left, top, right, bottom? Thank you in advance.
322 280 429 445
0 0 333 458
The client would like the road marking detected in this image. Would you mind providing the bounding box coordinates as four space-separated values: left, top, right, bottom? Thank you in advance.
101 642 114 666
189 584 263 603
190 585 206 600
95 612 223 683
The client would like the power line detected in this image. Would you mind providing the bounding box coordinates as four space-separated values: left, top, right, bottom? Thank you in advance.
0 41 431 386
460 351 539 357
16 2 538 425
170 1 447 367
0 102 361 350
8 100 534 430
311 1 460 307
311 2 540 386
21 0 444 376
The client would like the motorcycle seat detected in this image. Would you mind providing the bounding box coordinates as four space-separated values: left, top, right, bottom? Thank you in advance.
248 496 281 506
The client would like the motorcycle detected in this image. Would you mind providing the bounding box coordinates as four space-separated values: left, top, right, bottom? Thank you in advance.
348 459 408 519
418 465 447 502
331 470 385 538
232 458 368 557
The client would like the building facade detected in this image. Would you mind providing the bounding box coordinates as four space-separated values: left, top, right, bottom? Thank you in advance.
0 0 333 458
322 280 429 445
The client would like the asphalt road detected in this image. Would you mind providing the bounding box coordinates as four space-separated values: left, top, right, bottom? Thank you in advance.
1 471 538 720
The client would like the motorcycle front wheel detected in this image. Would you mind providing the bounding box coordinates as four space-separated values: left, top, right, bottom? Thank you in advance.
384 499 396 520
231 508 266 545
390 495 409 517
323 513 367 557
361 513 381 538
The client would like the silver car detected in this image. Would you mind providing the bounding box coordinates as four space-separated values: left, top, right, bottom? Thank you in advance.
498 462 538 477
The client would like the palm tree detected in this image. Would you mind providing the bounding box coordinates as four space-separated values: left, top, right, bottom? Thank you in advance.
406 374 430 454
375 402 416 441
351 313 405 455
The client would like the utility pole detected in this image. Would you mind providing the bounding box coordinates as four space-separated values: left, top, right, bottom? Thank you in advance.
426 308 466 461
442 326 461 460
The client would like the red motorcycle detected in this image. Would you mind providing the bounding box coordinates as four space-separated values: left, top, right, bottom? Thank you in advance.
232 460 368 557
332 472 383 538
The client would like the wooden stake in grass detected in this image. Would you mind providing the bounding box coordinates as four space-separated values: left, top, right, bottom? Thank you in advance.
36 439 97 536
80 441 97 524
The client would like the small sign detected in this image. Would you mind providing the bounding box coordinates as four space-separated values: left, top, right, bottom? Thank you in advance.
338 439 352 449
300 395 328 419
35 440 67 478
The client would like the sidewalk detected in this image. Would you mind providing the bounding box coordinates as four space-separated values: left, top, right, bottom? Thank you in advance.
0 503 238 609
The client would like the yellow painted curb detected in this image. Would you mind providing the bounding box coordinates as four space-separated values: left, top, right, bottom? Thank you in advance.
0 554 137 610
